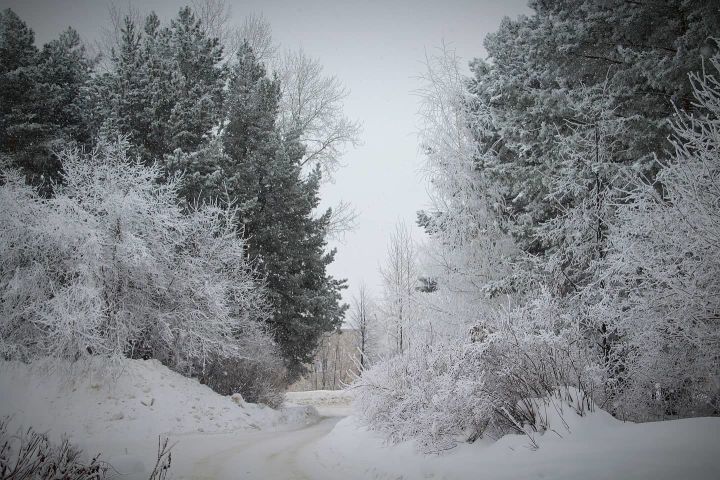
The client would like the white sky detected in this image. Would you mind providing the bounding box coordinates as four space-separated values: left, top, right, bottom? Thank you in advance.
2 0 530 304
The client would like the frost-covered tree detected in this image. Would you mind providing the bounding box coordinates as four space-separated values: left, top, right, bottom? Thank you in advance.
598 54 720 418
0 8 39 170
471 0 720 255
0 139 272 375
416 46 517 339
378 222 420 355
90 14 154 162
93 7 224 164
165 7 225 154
34 28 94 147
348 283 378 371
538 83 634 296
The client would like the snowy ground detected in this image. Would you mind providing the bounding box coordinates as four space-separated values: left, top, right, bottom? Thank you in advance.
170 416 343 479
307 408 720 480
0 358 318 479
2 360 719 479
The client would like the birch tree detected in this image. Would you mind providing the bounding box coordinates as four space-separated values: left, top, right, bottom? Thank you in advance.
379 222 419 355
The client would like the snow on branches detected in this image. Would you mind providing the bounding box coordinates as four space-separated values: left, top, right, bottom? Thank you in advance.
0 139 272 372
353 291 597 453
354 38 720 453
598 54 720 418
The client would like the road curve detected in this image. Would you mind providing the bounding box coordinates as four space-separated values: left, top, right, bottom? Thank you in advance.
171 416 344 480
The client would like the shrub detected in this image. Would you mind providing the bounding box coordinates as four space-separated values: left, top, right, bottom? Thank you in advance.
353 292 599 452
0 417 108 480
0 417 173 480
199 355 287 409
0 139 273 376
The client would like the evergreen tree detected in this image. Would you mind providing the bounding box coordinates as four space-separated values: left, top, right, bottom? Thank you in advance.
470 0 720 257
0 9 92 188
35 28 93 148
95 7 224 165
99 15 153 161
221 43 346 378
165 7 225 154
0 8 38 164
139 12 173 161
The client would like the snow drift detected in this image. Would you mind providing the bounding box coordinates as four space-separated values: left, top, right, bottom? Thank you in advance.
0 358 315 478
306 389 720 480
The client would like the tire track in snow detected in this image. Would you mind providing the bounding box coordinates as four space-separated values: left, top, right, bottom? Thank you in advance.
174 416 344 479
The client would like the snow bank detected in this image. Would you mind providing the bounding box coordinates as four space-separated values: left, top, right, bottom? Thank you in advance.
0 358 309 478
285 389 352 416
304 393 720 480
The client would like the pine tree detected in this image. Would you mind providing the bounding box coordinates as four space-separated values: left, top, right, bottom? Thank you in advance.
0 8 38 163
165 7 225 154
33 28 93 163
470 0 720 256
95 7 224 165
0 10 92 188
222 43 346 378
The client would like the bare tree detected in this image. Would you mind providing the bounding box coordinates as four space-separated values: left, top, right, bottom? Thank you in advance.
190 1 277 64
301 329 359 390
277 48 362 178
236 13 278 64
192 0 232 50
325 199 359 241
349 283 375 370
379 221 419 355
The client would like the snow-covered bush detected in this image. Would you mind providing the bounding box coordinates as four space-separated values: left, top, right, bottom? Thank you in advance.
354 292 599 452
198 323 287 408
0 139 274 377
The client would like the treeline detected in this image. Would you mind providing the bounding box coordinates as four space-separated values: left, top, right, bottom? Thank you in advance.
0 5 357 401
355 0 720 452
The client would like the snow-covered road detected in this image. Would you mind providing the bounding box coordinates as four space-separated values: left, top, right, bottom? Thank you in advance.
169 391 353 480
172 415 342 480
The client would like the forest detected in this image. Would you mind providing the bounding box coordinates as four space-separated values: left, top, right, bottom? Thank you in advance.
352 0 720 454
1 1 719 479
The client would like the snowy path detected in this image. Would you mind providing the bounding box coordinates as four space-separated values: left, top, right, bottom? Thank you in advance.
171 414 344 480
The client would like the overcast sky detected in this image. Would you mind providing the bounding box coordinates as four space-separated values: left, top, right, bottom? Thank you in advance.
2 0 530 304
